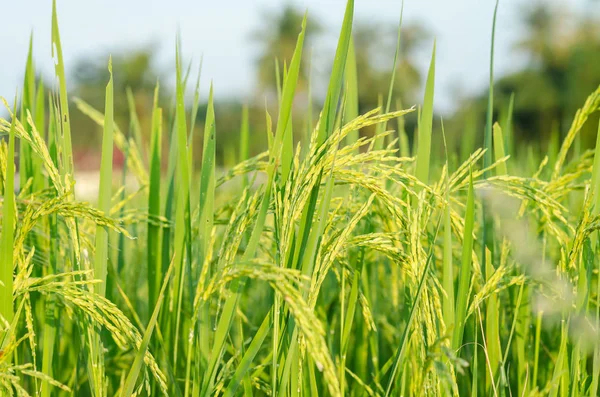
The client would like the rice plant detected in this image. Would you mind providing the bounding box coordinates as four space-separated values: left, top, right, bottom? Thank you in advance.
1 0 600 396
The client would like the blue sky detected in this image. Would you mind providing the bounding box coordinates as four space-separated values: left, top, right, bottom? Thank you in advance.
1 0 597 113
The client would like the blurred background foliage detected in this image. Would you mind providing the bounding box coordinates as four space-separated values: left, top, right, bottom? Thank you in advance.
63 1 600 169
448 2 600 160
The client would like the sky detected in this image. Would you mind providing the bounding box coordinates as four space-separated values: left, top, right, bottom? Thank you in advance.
1 0 597 114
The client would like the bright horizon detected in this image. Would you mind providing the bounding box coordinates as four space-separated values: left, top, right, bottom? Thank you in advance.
1 0 597 114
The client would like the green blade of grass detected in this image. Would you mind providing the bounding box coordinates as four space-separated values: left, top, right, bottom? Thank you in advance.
514 285 530 395
372 93 384 151
442 121 455 332
187 62 203 178
374 0 404 148
384 1 404 117
493 123 508 176
202 16 307 396
501 93 515 157
591 259 600 396
33 78 46 193
125 88 145 165
122 256 176 397
452 171 475 351
483 0 499 175
532 310 543 391
20 33 36 192
265 106 273 152
547 123 560 172
198 83 216 269
589 120 600 396
317 0 354 145
484 247 501 392
171 39 193 374
591 120 600 231
94 57 114 298
385 216 442 396
304 49 314 153
51 0 83 274
396 99 410 157
240 104 250 187
344 36 359 147
110 141 129 315
481 0 499 281
340 267 361 395
0 96 18 348
275 58 282 104
280 64 293 184
148 83 162 312
223 312 271 397
39 82 57 397
41 94 60 397
87 58 114 396
549 320 569 397
498 281 524 378
51 0 74 178
472 314 479 396
291 0 353 290
185 67 204 392
278 138 340 394
415 41 436 185
160 95 180 341
461 109 477 162
194 82 216 378
279 182 336 395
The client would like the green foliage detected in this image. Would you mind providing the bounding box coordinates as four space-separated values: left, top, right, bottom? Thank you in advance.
0 98 17 341
1 2 600 397
415 41 435 186
466 2 600 154
252 5 321 95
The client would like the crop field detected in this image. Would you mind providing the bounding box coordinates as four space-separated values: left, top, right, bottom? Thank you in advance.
1 0 600 396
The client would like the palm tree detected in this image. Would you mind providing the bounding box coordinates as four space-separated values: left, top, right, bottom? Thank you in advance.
483 2 600 147
71 46 163 148
352 21 427 113
251 4 321 96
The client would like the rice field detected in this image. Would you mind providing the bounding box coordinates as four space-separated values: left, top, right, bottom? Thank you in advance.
1 0 600 396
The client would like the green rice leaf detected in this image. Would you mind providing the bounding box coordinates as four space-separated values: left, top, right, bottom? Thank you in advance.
415 41 435 185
